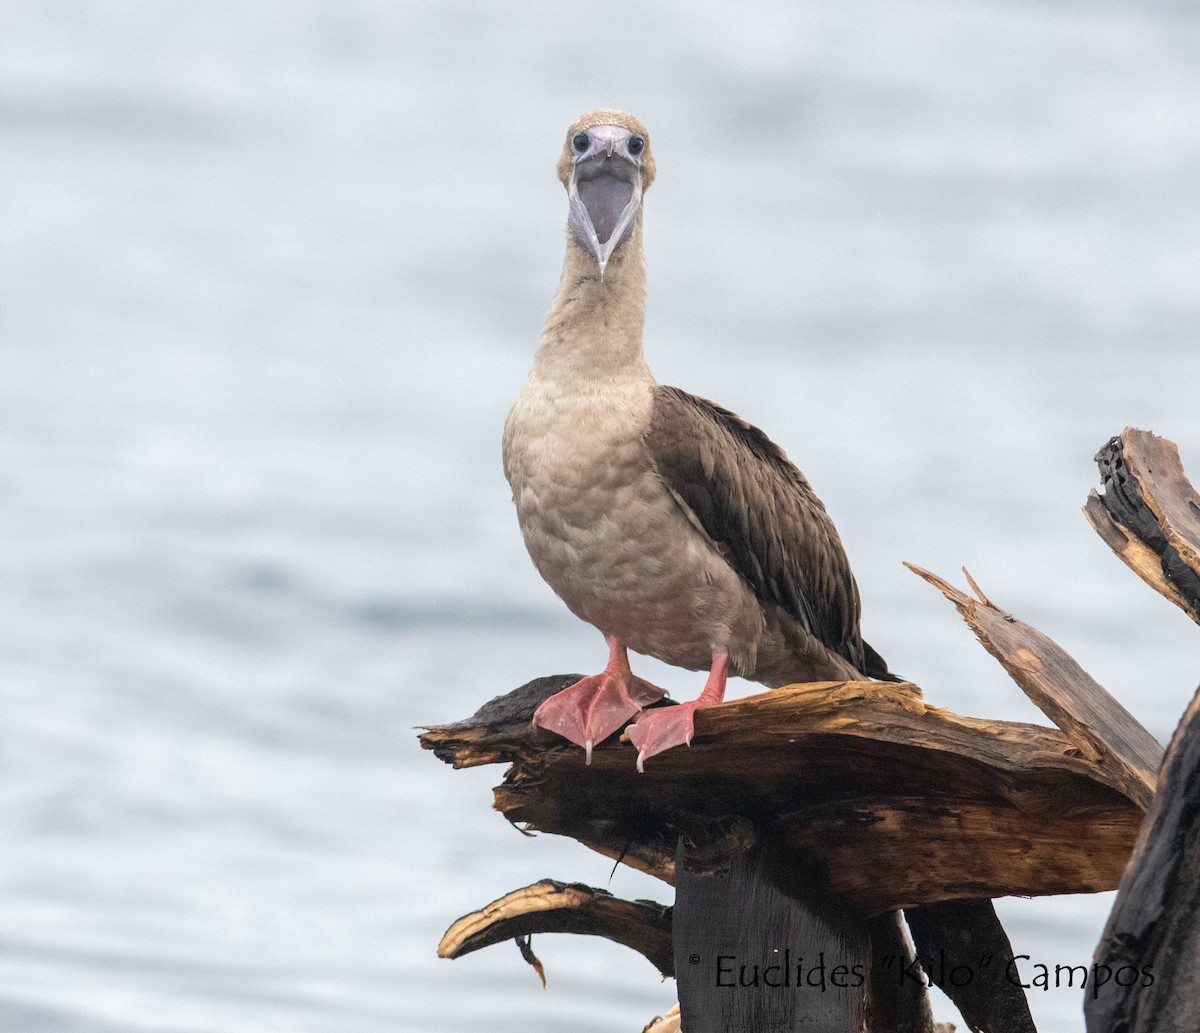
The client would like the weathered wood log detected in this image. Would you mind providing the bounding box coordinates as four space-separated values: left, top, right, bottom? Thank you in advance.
423 430 1200 1031
905 565 1161 811
438 879 673 978
425 674 586 769
1081 432 1200 1031
1084 427 1200 625
1085 681 1200 1032
673 843 868 1033
905 899 1035 1033
422 560 1167 1032
421 669 1146 916
672 840 933 1033
869 911 939 1033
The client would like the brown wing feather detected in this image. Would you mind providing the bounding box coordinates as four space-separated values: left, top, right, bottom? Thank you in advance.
646 385 875 673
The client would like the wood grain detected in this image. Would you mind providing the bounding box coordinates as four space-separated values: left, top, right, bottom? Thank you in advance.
438 879 673 978
1086 683 1200 1032
905 564 1161 811
421 673 1147 917
1085 427 1200 624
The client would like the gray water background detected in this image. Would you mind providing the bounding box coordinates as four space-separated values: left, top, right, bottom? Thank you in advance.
3 2 1199 1031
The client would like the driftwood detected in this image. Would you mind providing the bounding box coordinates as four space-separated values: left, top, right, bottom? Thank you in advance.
905 900 1035 1033
1082 429 1200 1033
1086 683 1200 1032
421 427 1200 1032
422 625 1149 1033
422 674 1146 914
1085 428 1200 624
904 565 1161 811
422 655 1142 1031
667 839 937 1033
439 879 673 978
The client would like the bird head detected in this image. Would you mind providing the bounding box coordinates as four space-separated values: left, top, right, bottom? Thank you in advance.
557 109 655 278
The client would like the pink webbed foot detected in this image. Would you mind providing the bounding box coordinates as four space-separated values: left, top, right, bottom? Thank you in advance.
532 639 663 762
626 649 730 772
625 701 704 773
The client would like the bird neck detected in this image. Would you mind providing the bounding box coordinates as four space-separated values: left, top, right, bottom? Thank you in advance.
532 219 651 384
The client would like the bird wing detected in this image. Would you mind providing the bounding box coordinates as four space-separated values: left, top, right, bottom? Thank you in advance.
645 385 868 672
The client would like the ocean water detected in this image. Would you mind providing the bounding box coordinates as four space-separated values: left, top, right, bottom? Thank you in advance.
3 2 1199 1031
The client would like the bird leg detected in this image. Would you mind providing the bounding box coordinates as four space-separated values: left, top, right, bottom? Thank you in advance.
531 637 664 763
626 649 729 773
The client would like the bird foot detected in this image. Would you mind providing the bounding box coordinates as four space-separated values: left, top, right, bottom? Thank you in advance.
532 669 664 763
626 649 729 772
626 701 707 773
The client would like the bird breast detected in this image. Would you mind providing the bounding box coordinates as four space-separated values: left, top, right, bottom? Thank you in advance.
503 370 760 672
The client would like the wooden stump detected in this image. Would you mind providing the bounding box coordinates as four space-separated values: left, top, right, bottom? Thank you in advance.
421 673 1148 913
420 427 1200 1031
1082 428 1200 1032
421 641 1152 1031
1086 683 1200 1032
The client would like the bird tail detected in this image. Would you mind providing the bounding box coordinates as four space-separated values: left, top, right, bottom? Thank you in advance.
862 640 905 683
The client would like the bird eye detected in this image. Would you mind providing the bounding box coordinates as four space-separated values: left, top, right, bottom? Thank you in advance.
628 134 645 156
572 132 589 154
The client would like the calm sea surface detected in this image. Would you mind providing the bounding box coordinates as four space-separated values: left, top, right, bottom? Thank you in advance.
3 3 1199 1031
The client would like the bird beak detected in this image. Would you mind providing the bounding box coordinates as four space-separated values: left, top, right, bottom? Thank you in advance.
567 129 643 279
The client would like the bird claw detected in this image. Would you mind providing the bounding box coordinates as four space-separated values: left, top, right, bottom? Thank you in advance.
626 703 700 772
532 671 663 762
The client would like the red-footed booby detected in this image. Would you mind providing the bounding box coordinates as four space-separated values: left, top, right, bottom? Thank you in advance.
503 109 894 771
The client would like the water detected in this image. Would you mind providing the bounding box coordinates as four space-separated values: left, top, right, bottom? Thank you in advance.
3 3 1199 1031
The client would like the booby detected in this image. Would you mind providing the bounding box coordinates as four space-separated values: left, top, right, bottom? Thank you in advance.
503 109 893 771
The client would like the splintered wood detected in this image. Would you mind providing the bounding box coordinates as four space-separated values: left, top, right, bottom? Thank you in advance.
1082 428 1200 1033
1085 427 1200 624
1087 685 1200 1033
903 564 1161 810
421 667 1149 917
438 880 673 978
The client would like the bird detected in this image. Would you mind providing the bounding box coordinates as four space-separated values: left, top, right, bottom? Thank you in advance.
502 109 894 772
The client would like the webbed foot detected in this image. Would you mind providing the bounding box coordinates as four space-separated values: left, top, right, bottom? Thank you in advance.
531 639 663 762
